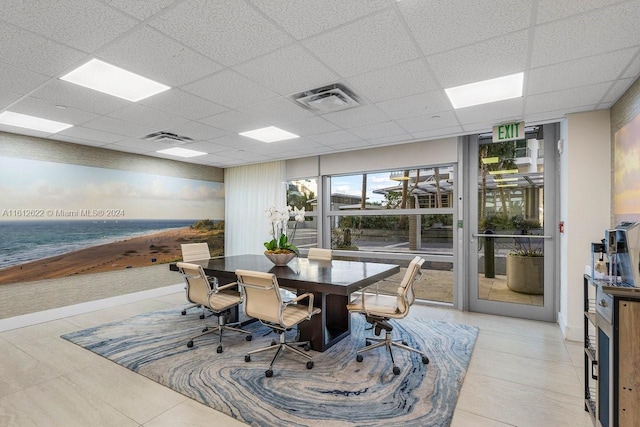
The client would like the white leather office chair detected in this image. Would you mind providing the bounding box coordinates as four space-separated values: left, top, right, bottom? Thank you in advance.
347 256 430 375
307 247 332 261
236 269 321 377
177 262 252 352
179 243 212 317
180 242 211 262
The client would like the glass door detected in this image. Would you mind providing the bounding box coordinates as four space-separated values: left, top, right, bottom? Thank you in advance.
467 123 557 321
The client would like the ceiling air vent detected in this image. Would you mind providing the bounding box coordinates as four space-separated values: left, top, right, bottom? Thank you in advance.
143 131 194 145
293 84 360 113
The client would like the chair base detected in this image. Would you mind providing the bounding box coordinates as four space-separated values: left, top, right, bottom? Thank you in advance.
356 320 429 375
187 311 252 352
181 303 203 317
245 330 314 377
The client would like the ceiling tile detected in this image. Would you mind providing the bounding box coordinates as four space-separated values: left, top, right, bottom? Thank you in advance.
108 104 188 130
1 0 137 52
528 48 638 95
349 121 407 140
238 97 313 125
279 116 341 137
198 110 270 134
208 134 264 150
56 125 126 144
323 138 370 150
29 79 131 115
602 78 636 104
536 0 627 24
0 91 22 110
250 0 389 40
149 0 293 66
454 98 524 125
99 26 223 88
347 59 438 103
622 52 640 79
399 0 531 55
0 21 86 77
10 96 99 125
428 30 529 88
531 1 640 68
308 130 362 145
375 91 452 120
234 44 340 96
303 9 421 78
397 111 460 133
140 89 228 121
182 70 278 109
179 140 230 154
163 121 229 142
104 0 177 20
322 105 390 129
0 62 50 96
411 125 464 141
82 116 157 138
525 82 613 114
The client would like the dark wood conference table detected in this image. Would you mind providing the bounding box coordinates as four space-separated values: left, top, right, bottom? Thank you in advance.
175 254 399 352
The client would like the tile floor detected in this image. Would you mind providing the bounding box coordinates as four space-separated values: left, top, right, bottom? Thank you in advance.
0 290 593 427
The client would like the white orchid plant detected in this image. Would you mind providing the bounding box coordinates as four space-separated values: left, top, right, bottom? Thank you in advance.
264 205 306 256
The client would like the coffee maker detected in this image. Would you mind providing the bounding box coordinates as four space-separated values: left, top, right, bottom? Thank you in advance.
606 222 640 287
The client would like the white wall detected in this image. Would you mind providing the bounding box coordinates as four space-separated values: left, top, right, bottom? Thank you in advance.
286 137 458 179
559 110 611 341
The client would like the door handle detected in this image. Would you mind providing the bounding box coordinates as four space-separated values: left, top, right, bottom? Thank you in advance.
591 360 598 380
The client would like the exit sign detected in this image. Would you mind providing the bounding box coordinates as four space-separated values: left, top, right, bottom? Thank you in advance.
492 121 525 142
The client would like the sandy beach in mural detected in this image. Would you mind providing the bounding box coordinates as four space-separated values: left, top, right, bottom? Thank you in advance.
0 227 223 285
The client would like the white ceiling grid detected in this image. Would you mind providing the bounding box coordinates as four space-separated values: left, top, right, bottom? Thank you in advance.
0 0 637 167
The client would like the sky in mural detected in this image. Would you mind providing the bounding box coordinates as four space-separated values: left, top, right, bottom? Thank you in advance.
614 113 640 223
0 156 224 221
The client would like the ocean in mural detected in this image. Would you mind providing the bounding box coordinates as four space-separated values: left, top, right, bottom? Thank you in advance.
0 219 200 269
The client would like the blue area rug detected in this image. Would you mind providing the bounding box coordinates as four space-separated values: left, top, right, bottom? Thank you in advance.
62 308 478 426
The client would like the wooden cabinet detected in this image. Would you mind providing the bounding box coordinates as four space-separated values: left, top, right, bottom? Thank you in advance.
617 300 640 426
584 276 640 427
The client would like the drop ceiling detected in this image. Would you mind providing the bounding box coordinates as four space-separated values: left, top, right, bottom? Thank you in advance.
0 0 639 168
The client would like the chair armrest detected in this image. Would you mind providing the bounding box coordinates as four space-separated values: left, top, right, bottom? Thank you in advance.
216 281 238 292
284 292 315 317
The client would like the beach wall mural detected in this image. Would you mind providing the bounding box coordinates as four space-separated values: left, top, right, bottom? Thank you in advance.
614 111 640 224
0 156 224 285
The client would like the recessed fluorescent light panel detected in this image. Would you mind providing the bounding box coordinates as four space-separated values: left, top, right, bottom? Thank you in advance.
239 126 299 143
60 59 170 102
488 169 519 175
156 147 207 158
0 111 72 133
445 72 524 109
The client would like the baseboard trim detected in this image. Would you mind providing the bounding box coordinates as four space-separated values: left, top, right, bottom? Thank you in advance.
0 284 183 332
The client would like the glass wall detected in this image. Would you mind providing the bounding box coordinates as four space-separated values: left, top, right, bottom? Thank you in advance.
286 178 318 251
324 166 456 304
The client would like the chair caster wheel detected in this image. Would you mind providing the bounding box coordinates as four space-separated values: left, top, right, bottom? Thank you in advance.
356 354 363 362
265 369 273 378
187 341 193 348
200 314 205 319
306 361 314 369
271 340 277 346
393 366 400 375
244 355 251 362
303 343 311 351
216 345 223 353
181 310 186 315
422 355 429 364
202 327 208 332
402 340 408 346
246 335 253 341
365 340 371 346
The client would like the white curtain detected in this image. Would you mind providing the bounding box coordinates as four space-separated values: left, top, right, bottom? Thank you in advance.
224 161 286 256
